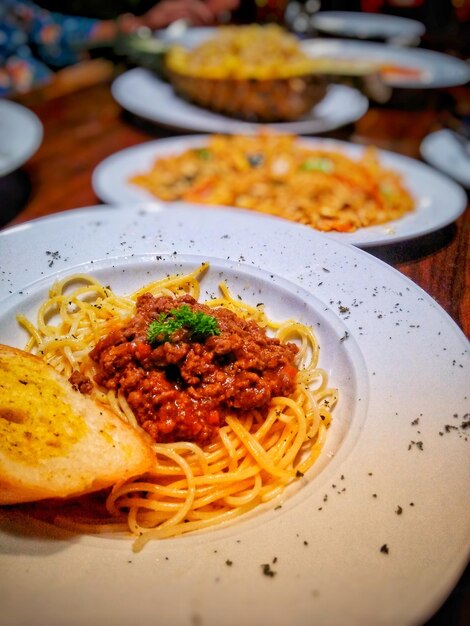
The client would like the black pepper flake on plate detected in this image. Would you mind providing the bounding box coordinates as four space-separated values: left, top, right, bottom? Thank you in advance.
261 563 277 577
45 250 61 267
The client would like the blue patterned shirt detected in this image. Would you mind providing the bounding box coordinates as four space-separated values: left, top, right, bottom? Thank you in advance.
0 0 100 95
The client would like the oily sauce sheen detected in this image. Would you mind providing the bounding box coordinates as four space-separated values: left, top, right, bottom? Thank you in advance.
84 294 299 445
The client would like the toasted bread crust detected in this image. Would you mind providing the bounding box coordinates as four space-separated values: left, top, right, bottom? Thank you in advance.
0 344 155 504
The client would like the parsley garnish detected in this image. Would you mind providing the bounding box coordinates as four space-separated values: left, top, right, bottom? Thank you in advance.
147 304 220 345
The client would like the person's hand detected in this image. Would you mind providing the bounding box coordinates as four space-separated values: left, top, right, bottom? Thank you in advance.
140 0 213 28
133 0 240 30
204 0 241 15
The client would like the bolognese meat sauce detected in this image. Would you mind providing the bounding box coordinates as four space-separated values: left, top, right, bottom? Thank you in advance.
88 294 299 445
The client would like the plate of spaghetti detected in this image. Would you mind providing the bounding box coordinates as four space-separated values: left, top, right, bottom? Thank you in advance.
92 134 467 247
5 259 362 547
0 205 469 626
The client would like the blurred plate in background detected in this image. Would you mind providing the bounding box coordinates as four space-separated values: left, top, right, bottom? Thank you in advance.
0 100 43 177
310 11 425 44
420 129 470 189
155 24 215 48
301 39 470 88
111 68 368 135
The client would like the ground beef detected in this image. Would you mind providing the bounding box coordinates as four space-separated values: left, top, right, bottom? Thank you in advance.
88 293 299 445
69 370 93 395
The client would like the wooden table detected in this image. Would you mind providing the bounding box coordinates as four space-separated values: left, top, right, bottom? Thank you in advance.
2 59 469 624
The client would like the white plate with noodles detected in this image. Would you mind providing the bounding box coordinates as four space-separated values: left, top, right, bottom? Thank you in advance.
0 204 469 626
110 67 369 135
92 134 467 247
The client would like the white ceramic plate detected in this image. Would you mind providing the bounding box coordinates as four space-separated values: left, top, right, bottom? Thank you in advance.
92 135 467 248
420 129 470 189
301 38 470 88
0 100 43 177
111 68 369 135
155 24 216 48
310 11 425 44
0 205 469 626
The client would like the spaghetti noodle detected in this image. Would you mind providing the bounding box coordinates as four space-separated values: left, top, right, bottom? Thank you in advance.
18 263 337 550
